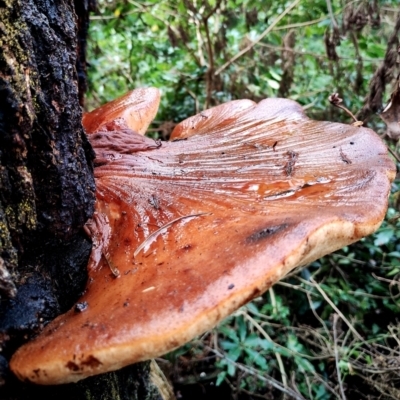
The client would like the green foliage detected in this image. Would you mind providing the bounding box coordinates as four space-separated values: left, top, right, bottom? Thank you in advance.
88 0 398 131
204 188 400 399
87 1 400 398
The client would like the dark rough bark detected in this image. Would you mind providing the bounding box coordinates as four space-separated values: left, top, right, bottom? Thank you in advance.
0 0 95 368
0 1 169 398
0 0 96 299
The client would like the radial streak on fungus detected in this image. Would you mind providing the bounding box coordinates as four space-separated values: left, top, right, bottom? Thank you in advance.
134 213 212 257
10 88 396 385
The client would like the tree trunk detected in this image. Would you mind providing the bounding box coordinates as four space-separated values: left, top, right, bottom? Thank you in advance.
0 1 170 398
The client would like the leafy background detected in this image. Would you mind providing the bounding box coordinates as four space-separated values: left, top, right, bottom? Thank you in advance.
87 1 400 399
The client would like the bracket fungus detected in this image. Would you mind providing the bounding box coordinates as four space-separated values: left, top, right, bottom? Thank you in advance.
10 88 395 385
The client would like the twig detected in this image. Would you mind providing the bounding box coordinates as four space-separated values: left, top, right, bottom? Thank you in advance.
273 15 330 30
202 15 214 109
187 89 200 114
203 0 223 21
352 373 400 400
333 314 347 400
328 93 360 124
134 213 211 257
387 146 400 163
371 272 400 285
194 17 206 66
276 280 319 296
258 42 382 63
215 0 301 76
207 347 307 400
240 311 289 395
333 253 366 266
268 287 278 315
241 311 333 361
307 278 364 341
388 325 400 348
325 0 339 30
306 291 332 340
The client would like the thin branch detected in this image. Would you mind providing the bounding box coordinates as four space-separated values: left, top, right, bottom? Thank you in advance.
194 16 206 65
328 93 360 123
276 280 319 296
238 312 333 362
306 291 332 340
187 89 200 114
273 15 330 30
203 0 223 21
333 314 347 400
325 0 339 30
307 277 364 341
215 0 301 76
387 146 400 163
258 42 382 63
203 16 214 109
207 347 307 400
240 311 289 395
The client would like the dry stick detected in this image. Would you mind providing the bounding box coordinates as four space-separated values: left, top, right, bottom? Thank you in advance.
240 311 289 396
306 291 332 341
308 278 364 341
276 280 320 296
354 374 400 400
371 272 400 285
89 6 324 25
214 0 301 76
268 287 278 315
333 314 347 400
387 146 400 163
187 89 200 114
203 16 214 109
242 310 333 361
388 325 400 348
325 0 339 30
207 347 307 400
273 15 330 30
303 373 313 399
329 94 360 124
203 0 223 21
258 42 381 63
194 19 206 66
184 4 206 66
238 311 339 397
334 103 360 123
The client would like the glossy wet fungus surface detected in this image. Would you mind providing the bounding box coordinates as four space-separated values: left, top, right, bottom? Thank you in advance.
10 89 396 385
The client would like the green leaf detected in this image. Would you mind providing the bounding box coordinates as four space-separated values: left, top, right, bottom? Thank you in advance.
244 348 268 370
227 346 242 362
237 316 247 342
216 371 227 386
374 229 395 246
296 357 315 373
